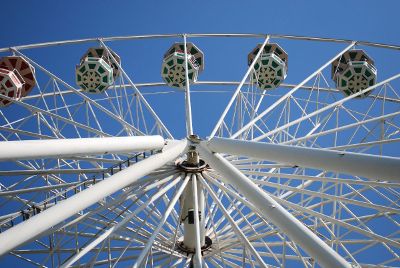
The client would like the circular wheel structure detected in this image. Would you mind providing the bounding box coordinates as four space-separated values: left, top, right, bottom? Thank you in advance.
0 34 399 268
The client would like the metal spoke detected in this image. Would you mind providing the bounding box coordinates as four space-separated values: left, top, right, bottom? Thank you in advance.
1 33 399 267
133 175 190 268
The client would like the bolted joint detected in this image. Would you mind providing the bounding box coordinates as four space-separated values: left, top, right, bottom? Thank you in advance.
187 147 199 165
177 158 208 173
187 134 201 144
177 136 209 173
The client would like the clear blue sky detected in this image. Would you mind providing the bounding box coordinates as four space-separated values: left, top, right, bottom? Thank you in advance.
2 1 399 138
1 1 399 48
0 1 399 267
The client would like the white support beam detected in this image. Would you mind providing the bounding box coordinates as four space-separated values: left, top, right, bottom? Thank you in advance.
209 35 270 139
230 42 356 139
0 135 165 161
199 175 268 268
60 174 182 268
12 49 145 137
2 33 400 54
253 73 400 142
197 143 351 268
0 140 187 256
183 34 194 135
182 174 206 251
206 137 400 182
18 81 400 104
281 110 400 145
99 40 173 139
133 176 190 268
192 175 204 268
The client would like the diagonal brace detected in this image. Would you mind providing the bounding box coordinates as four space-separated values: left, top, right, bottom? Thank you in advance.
197 143 351 268
0 135 165 161
207 137 400 182
0 140 187 256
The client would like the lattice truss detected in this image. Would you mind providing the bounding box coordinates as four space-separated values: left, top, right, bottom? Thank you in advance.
0 34 399 268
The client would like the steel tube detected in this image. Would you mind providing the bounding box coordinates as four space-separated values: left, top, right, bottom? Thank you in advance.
133 176 190 268
99 41 173 139
253 72 400 142
0 135 165 161
207 137 400 182
230 42 356 139
209 35 270 138
182 174 205 250
183 34 194 135
1 33 399 53
191 175 203 268
12 49 145 136
0 140 187 256
197 143 351 268
61 174 182 268
199 175 268 267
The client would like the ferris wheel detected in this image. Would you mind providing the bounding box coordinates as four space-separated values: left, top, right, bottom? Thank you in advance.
0 33 399 268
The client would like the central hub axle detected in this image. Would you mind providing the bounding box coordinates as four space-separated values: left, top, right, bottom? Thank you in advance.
175 136 212 255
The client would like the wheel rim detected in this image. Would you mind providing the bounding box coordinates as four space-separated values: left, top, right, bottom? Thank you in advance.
0 33 399 267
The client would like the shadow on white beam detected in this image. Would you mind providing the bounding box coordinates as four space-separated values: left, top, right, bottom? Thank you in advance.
0 135 165 161
0 139 187 256
206 137 400 182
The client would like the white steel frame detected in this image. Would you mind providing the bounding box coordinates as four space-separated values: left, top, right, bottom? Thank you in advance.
0 33 399 268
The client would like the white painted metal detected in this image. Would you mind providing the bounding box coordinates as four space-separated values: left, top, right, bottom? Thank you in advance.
209 35 270 138
182 174 205 250
197 143 351 268
1 33 399 267
1 33 399 53
270 194 400 248
253 72 400 142
191 174 204 268
133 176 190 268
0 140 187 256
0 92 112 137
282 110 400 145
60 174 182 268
183 34 194 135
0 135 165 161
230 42 356 139
99 40 174 139
207 137 400 182
12 49 145 137
19 81 399 104
199 175 268 267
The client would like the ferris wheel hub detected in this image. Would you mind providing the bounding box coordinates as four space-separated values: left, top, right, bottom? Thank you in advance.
177 159 208 173
0 34 398 267
176 236 213 255
177 135 209 172
187 134 202 143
